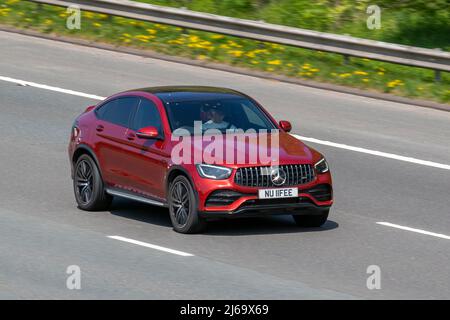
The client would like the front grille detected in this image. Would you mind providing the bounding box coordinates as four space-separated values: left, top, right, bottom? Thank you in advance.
234 164 315 187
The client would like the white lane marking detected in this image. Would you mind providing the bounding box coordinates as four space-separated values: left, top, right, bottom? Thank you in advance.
293 134 450 171
107 235 194 257
377 222 450 240
1 75 449 171
0 75 106 100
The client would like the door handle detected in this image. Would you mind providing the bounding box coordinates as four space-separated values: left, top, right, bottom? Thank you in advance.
127 132 136 141
96 125 104 132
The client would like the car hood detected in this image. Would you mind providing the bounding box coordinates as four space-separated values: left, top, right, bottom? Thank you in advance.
178 131 317 168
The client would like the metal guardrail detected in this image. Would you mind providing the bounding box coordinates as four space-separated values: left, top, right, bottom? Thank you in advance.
28 0 450 79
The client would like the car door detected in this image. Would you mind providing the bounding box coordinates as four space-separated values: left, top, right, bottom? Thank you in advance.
121 97 171 201
93 96 139 188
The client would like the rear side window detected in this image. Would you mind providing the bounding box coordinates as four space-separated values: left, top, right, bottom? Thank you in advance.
96 97 139 127
131 98 162 133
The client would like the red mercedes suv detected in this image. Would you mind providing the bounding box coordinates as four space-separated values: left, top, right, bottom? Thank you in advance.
69 87 332 233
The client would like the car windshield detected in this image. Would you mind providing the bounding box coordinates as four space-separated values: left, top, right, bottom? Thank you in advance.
164 97 276 134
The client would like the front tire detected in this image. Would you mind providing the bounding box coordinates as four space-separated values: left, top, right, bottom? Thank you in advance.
293 209 329 227
73 154 112 211
168 175 206 234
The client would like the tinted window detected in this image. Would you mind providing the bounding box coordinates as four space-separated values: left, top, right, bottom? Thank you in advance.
132 98 162 132
242 103 266 127
164 97 276 134
96 97 138 127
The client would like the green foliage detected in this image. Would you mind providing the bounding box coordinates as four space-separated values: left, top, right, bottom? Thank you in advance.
136 0 450 50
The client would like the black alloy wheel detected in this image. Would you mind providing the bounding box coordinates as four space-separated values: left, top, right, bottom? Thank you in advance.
169 175 206 233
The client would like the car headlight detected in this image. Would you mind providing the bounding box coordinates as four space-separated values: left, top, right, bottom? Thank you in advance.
314 158 329 174
196 164 232 180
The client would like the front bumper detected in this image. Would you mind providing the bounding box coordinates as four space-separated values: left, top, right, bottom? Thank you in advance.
199 197 330 218
187 162 333 218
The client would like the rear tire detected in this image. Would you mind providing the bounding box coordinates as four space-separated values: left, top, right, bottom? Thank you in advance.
168 175 206 234
293 209 329 227
73 154 112 211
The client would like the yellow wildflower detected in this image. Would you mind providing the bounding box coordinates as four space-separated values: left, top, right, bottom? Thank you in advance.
189 35 199 42
83 12 94 19
154 24 168 30
228 50 243 57
386 80 403 88
267 60 282 66
245 51 256 58
168 39 184 45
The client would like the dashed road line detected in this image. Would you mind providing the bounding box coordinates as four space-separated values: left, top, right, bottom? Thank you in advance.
107 235 194 256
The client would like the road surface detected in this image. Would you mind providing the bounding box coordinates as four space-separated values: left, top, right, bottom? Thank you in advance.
0 31 449 299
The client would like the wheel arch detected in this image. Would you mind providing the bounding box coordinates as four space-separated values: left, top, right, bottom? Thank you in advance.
165 166 199 203
72 145 103 180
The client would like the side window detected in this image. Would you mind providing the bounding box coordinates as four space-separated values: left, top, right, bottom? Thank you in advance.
96 97 139 127
132 98 162 133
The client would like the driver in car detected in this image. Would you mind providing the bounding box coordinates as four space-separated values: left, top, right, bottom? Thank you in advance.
202 104 237 131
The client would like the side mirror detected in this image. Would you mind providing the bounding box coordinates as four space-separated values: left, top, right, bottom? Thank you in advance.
84 105 96 113
136 126 160 139
279 120 292 132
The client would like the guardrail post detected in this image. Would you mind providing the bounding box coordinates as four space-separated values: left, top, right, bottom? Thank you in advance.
343 55 350 65
32 1 43 20
434 70 441 82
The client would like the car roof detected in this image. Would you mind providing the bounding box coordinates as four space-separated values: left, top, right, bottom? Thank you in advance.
128 86 247 103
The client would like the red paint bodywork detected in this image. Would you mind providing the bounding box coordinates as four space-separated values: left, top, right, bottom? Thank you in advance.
68 89 333 214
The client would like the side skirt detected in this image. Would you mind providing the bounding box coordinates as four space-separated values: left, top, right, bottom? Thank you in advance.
105 188 168 208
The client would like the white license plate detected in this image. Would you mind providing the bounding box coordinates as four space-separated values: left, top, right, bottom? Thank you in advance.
258 187 298 199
